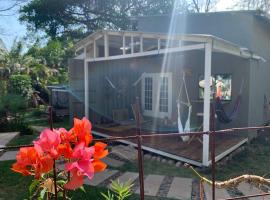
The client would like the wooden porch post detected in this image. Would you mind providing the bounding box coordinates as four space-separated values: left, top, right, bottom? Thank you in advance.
84 46 89 118
122 35 126 55
202 42 212 166
104 32 109 57
93 39 96 59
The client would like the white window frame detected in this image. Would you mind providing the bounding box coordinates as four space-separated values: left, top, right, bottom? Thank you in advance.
141 73 172 118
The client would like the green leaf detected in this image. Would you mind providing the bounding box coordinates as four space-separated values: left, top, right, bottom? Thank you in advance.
79 185 86 193
56 179 66 186
39 188 47 200
101 190 115 200
29 179 39 196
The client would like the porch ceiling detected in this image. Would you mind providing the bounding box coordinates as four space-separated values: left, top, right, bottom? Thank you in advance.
74 30 265 62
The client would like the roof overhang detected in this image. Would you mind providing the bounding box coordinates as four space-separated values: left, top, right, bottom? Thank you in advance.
74 30 265 62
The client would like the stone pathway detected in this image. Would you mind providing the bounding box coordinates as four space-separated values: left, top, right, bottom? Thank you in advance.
84 169 119 186
203 182 231 200
237 182 270 200
0 132 19 147
1 138 268 200
31 126 47 133
0 151 18 161
136 174 165 196
167 177 192 200
102 156 125 168
111 145 137 161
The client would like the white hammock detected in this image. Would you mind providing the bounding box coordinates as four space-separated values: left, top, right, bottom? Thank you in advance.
177 73 191 142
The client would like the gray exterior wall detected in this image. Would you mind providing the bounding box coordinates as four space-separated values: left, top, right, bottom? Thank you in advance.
137 12 254 49
68 59 85 120
69 11 270 133
69 51 251 130
137 11 270 129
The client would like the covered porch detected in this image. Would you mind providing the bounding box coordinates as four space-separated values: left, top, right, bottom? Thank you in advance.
73 30 264 166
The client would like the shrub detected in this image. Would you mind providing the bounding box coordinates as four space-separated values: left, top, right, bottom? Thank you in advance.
9 74 33 100
0 94 27 118
0 119 34 135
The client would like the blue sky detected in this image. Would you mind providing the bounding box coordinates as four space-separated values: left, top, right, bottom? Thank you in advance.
0 0 234 50
0 0 27 50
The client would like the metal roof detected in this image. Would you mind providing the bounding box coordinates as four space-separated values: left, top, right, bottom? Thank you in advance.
74 30 265 62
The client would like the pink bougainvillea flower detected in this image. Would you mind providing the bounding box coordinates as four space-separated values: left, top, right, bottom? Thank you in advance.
69 118 93 146
93 142 109 160
57 142 73 159
72 142 94 160
34 128 61 159
11 147 54 178
64 145 95 189
92 142 108 172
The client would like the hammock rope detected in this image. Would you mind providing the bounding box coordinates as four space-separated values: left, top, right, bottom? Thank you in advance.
215 79 244 124
177 73 192 142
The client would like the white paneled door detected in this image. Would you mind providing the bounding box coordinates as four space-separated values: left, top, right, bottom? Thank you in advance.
142 73 172 118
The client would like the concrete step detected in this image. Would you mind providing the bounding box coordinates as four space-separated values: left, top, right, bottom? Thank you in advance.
111 145 137 161
135 174 165 196
203 182 231 200
109 171 139 189
237 182 270 200
102 157 125 168
167 177 193 200
84 169 119 186
0 151 18 161
0 132 19 146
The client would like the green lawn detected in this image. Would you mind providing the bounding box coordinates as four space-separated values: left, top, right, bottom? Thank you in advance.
113 159 194 178
3 115 270 199
213 134 270 180
0 160 173 200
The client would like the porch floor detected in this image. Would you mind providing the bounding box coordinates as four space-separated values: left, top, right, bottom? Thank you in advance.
93 124 248 166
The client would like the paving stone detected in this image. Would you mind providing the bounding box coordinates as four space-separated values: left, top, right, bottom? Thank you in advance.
0 132 19 146
84 169 119 186
203 182 231 200
238 182 270 200
31 126 47 133
102 157 124 167
175 162 182 167
167 177 192 200
135 175 164 196
0 151 18 161
111 145 137 161
112 172 139 186
0 145 4 152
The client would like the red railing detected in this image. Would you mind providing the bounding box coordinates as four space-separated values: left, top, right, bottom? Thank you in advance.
1 106 270 200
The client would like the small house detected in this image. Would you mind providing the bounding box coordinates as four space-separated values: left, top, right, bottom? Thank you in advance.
68 11 270 166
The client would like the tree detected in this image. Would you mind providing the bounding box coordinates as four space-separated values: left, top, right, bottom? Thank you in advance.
236 0 270 12
186 0 219 12
19 0 179 39
19 0 221 40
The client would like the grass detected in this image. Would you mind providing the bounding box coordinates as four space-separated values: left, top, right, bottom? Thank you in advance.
113 159 194 178
0 160 173 200
213 134 270 180
0 161 32 200
7 133 38 146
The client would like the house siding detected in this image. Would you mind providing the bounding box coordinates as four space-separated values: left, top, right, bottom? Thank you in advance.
69 51 250 131
69 11 270 134
137 11 270 129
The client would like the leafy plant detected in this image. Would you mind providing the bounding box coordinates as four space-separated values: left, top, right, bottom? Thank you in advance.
101 180 133 200
9 74 33 100
0 94 27 117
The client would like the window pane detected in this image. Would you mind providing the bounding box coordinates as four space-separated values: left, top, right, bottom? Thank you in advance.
159 77 169 112
145 77 153 110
